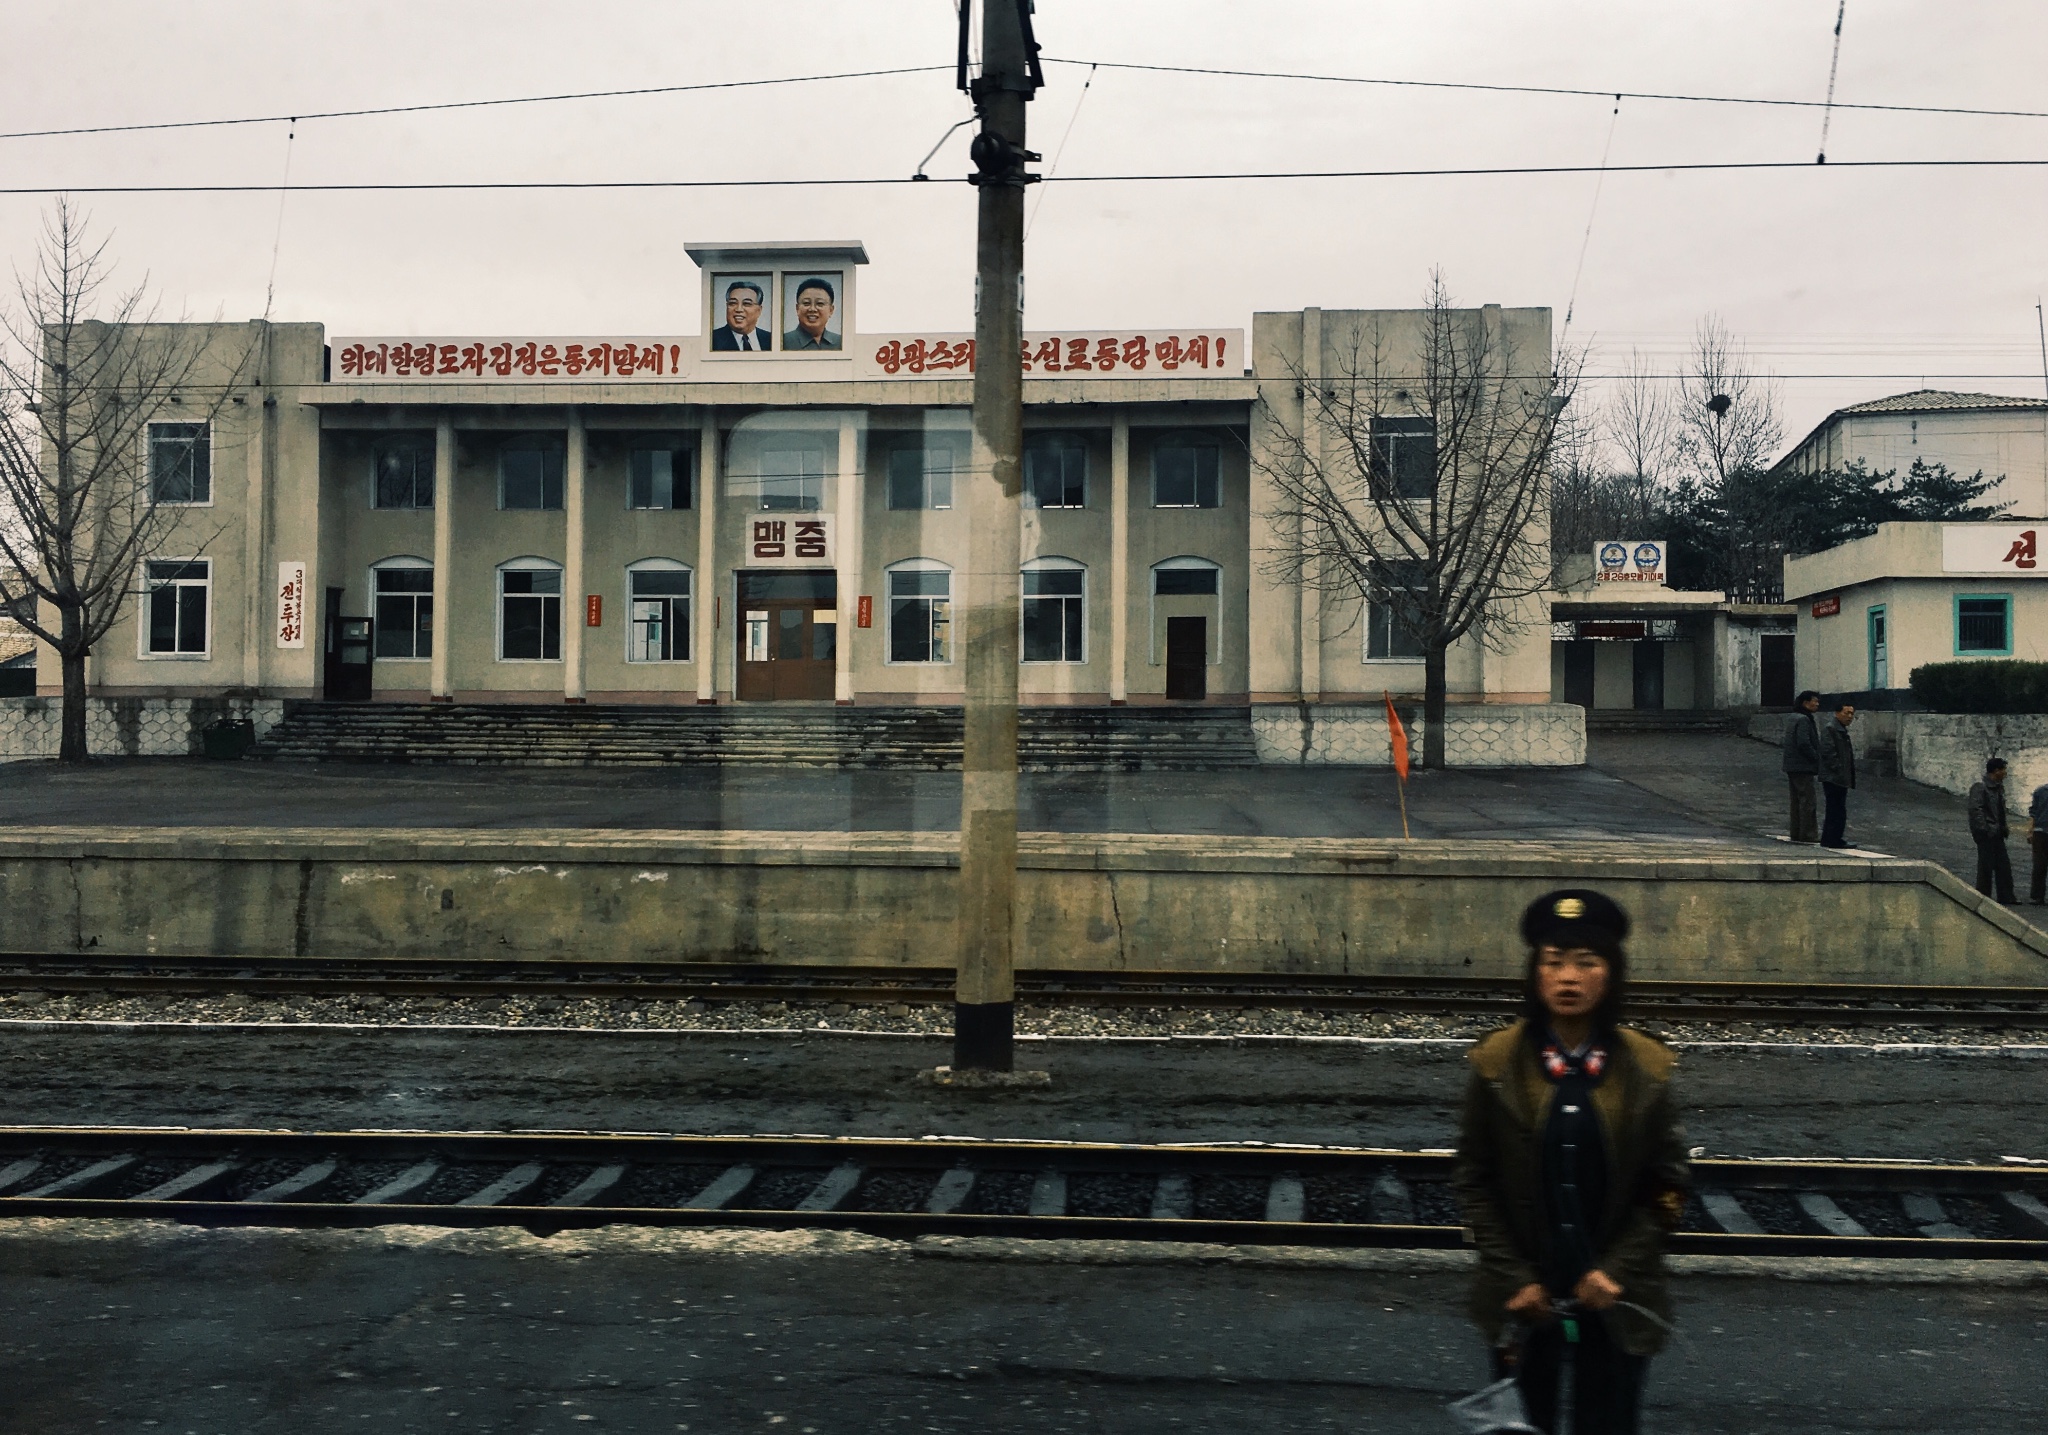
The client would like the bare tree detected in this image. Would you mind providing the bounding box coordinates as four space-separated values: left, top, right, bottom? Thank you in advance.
1674 315 1782 489
1549 351 1668 573
0 201 248 761
1259 274 1578 768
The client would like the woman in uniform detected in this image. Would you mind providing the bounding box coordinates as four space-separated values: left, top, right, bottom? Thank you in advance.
1453 889 1690 1435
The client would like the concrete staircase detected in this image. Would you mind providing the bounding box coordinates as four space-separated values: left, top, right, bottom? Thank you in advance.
248 701 1262 771
1584 708 1735 735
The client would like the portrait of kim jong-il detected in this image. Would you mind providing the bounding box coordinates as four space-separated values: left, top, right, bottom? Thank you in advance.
781 274 842 351
710 275 774 352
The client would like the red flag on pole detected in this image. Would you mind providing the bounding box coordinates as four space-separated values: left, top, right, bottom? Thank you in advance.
1384 691 1411 781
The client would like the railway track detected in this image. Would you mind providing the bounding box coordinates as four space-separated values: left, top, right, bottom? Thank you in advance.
1 956 2044 1028
2 1126 2045 1260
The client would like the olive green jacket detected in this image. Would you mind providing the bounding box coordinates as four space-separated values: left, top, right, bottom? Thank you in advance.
1452 1021 1689 1356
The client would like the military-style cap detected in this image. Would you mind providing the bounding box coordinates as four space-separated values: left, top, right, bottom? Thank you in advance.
1521 888 1629 950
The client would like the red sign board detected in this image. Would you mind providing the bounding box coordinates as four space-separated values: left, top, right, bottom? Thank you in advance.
586 595 603 628
1578 621 1647 640
1811 595 1841 618
856 595 873 629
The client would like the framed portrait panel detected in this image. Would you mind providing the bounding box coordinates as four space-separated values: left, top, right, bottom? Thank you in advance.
780 271 844 352
709 273 775 354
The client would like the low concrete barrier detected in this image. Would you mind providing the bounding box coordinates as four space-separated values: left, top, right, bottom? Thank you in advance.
1898 713 2048 798
0 697 283 760
0 829 2041 987
1253 703 1586 768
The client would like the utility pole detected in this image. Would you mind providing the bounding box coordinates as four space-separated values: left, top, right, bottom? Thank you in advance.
954 0 1040 1072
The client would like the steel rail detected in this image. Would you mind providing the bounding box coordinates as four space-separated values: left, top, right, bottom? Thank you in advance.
1 1127 2043 1259
1 958 2043 1027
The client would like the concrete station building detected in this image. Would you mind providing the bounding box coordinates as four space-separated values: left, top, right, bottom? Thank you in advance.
26 240 1582 764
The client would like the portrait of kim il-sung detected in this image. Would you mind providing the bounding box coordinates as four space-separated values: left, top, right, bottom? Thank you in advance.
710 274 775 353
781 274 843 351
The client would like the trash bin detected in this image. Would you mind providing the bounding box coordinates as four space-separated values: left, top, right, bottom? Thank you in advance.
202 717 257 760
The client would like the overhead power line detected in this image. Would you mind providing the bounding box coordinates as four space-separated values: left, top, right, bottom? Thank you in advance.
11 155 2048 195
1046 56 2048 123
0 66 954 141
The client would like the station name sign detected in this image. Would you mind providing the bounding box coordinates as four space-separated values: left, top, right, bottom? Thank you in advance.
329 330 1243 383
746 515 834 566
1943 524 2044 574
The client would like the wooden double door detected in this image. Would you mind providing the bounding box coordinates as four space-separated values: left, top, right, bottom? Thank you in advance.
736 570 838 701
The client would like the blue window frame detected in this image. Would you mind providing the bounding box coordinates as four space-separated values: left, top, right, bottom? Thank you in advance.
1955 594 2013 657
1866 605 1887 689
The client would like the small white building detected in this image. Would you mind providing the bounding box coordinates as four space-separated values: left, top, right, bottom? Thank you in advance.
1783 521 2048 702
1773 389 2048 512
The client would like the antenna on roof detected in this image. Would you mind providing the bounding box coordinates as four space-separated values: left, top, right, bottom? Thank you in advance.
2036 298 2047 402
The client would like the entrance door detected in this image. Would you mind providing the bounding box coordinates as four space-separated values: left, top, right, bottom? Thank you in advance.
736 570 837 701
1631 640 1664 711
323 587 374 701
1760 634 1795 708
1562 640 1596 709
1165 616 1208 701
1868 606 1889 688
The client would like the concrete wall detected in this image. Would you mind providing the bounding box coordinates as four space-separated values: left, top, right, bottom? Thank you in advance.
5 829 2031 986
1746 708 1899 770
1252 702 1585 767
0 697 282 760
1898 713 2048 798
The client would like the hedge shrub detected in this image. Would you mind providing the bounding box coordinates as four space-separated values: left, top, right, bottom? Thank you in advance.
1908 659 2048 713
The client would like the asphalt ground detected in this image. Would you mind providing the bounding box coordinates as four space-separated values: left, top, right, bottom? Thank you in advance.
3 1222 2042 1434
1 1025 2038 1163
0 732 1998 885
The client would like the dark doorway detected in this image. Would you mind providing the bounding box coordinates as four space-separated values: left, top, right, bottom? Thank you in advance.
1760 633 1795 708
1561 640 1596 709
322 587 373 701
736 570 837 701
1165 616 1208 701
1631 640 1664 711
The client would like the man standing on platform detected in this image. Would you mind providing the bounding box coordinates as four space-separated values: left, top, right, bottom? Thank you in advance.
2029 777 2048 904
1781 690 1823 844
1969 757 2015 904
1818 701 1857 849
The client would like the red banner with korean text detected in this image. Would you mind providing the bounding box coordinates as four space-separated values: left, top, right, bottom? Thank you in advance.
859 331 1244 380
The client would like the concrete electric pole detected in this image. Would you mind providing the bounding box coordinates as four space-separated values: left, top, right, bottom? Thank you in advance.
954 0 1041 1073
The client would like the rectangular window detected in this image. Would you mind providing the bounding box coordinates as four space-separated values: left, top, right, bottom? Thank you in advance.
1367 564 1428 660
1153 442 1219 508
1153 567 1219 597
1024 437 1087 509
1372 416 1436 500
500 569 562 660
373 568 433 659
629 449 691 510
887 446 955 511
629 568 692 662
888 569 951 663
500 444 565 511
758 446 824 512
144 559 209 655
1957 595 2012 655
148 423 211 505
372 438 434 510
1022 568 1086 663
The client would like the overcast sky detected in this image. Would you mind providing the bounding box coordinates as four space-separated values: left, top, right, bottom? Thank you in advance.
7 1 2048 451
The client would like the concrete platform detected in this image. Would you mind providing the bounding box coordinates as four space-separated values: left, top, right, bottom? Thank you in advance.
1 826 2042 986
2 1220 2041 1433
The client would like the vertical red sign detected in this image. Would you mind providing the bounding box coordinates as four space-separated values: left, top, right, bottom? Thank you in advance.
586 595 602 628
857 595 873 629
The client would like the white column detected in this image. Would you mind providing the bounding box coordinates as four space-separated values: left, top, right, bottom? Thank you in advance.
834 411 862 704
1298 307 1324 701
1109 411 1130 704
430 415 455 700
563 409 586 701
695 411 719 703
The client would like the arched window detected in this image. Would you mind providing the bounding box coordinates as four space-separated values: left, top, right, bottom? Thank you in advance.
886 559 952 664
1022 557 1086 664
497 557 563 662
1024 432 1088 509
371 556 433 660
626 558 692 663
1151 431 1220 509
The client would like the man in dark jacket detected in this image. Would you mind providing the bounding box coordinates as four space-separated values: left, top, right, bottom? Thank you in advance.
1781 690 1823 843
1818 702 1857 849
1969 757 2014 904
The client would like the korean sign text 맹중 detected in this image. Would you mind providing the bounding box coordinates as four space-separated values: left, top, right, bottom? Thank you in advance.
747 517 834 566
